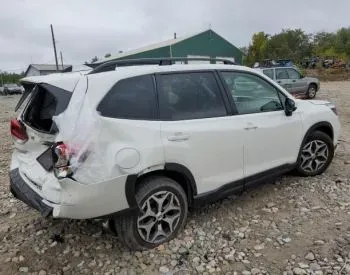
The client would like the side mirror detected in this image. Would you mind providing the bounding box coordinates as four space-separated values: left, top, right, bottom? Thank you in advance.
285 98 296 116
300 74 305 79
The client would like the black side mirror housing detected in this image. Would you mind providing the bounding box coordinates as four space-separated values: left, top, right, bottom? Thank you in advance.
285 98 296 116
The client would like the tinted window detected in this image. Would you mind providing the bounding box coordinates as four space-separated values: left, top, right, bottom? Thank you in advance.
263 69 274 79
221 72 283 114
97 75 157 120
276 68 289 80
158 72 227 120
287 68 300 79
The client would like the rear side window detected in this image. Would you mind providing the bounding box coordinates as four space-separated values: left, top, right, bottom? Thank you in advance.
97 75 157 120
263 69 274 79
157 72 227 120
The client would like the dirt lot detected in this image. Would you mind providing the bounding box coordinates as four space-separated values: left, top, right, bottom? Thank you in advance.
0 81 350 275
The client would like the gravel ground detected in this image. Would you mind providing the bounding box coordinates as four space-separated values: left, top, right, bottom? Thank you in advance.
0 81 350 275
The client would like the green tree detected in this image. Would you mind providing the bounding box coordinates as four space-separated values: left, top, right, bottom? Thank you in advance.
264 29 312 61
244 32 268 66
334 28 350 59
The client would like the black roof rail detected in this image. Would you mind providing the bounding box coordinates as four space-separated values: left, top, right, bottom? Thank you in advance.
88 57 236 75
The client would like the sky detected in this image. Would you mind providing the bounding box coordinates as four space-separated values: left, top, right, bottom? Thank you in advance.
1 0 350 73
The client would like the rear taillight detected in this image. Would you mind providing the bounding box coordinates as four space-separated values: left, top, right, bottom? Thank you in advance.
52 142 89 179
10 119 28 143
52 142 73 178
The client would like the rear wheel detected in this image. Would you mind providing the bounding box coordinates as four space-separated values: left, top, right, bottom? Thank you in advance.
307 84 317 99
114 176 188 250
295 131 334 176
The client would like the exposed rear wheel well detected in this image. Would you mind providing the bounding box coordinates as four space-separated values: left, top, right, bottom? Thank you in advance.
136 169 195 206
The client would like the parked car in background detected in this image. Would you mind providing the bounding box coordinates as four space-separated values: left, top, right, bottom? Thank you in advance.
255 66 320 99
10 58 339 250
3 84 23 95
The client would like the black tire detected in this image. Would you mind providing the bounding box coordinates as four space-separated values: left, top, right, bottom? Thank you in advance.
295 131 334 177
307 84 317 99
114 176 188 250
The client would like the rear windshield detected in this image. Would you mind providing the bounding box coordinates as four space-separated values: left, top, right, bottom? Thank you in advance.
20 83 72 133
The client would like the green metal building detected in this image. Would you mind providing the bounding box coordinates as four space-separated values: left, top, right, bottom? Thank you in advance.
96 29 244 65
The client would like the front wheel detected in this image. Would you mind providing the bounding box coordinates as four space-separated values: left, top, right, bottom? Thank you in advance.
114 176 188 250
307 84 317 99
295 131 334 176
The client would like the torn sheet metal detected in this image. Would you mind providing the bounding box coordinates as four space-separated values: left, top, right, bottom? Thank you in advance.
52 76 106 184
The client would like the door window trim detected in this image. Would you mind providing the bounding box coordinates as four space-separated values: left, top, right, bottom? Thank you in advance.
217 70 288 115
155 70 232 121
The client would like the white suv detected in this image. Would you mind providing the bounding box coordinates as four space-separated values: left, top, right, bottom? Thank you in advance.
9 58 340 250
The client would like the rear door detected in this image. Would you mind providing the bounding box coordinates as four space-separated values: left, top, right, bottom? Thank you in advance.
157 71 245 194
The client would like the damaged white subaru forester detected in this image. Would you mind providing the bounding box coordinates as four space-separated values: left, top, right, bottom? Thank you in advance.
10 58 340 250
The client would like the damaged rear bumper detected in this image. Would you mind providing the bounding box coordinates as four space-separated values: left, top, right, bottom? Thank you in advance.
9 168 53 217
9 168 138 219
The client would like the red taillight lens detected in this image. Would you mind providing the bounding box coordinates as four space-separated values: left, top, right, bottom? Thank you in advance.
52 142 73 178
52 142 89 179
53 143 70 167
10 119 28 143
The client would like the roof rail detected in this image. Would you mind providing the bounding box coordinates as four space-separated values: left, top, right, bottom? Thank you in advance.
88 57 236 75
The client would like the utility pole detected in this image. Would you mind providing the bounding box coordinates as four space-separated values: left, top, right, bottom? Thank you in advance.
60 51 64 68
50 24 59 71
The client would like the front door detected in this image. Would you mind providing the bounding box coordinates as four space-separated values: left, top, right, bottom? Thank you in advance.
219 71 303 178
285 68 308 95
275 68 293 93
156 71 245 194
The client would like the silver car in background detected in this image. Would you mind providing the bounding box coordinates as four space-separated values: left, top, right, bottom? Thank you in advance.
256 67 320 99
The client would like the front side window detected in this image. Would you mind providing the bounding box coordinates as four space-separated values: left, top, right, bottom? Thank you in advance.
263 69 274 79
221 72 284 114
276 68 289 80
286 68 301 79
157 72 227 120
97 75 157 120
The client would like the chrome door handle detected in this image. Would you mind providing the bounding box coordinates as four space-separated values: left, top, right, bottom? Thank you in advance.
244 126 258 130
168 133 190 141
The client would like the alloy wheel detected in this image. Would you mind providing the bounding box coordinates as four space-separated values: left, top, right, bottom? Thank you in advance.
137 191 181 244
308 87 316 98
300 140 329 173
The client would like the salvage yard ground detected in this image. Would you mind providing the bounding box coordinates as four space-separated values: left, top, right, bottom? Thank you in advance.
0 81 350 275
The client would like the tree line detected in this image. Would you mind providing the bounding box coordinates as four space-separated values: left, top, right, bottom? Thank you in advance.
0 72 24 85
242 27 350 67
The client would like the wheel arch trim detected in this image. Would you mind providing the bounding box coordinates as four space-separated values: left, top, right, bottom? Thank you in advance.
298 121 334 159
125 163 197 208
164 162 198 197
